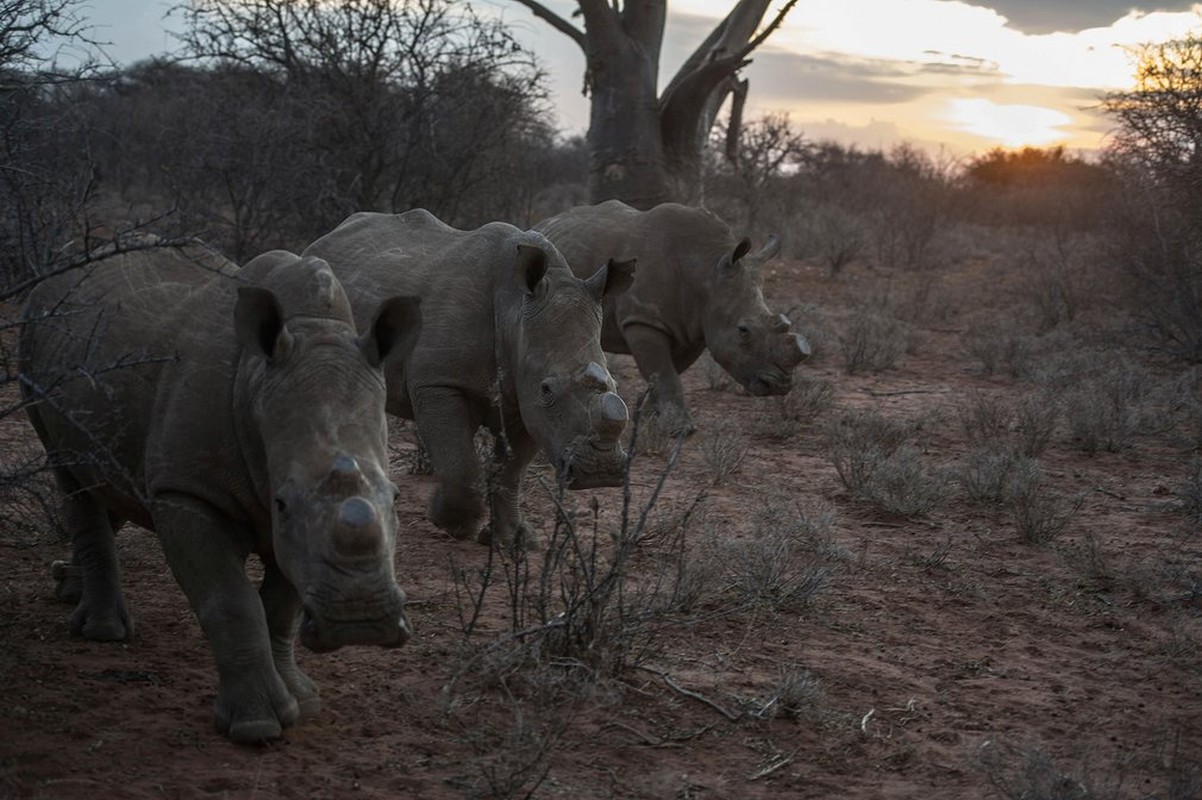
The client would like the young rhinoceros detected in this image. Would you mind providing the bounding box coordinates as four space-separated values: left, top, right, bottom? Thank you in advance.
20 243 420 742
303 209 635 548
535 200 812 434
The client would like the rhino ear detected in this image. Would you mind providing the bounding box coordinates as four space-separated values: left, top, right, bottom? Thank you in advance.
235 286 293 360
584 257 636 302
513 244 549 296
360 295 421 368
718 238 753 275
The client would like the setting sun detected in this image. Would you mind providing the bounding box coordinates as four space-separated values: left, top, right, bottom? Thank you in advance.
940 98 1074 147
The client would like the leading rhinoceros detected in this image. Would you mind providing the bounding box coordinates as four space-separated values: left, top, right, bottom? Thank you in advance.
19 243 420 742
535 200 812 434
303 210 634 548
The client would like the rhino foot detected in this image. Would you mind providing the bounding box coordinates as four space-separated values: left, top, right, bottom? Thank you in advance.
51 560 83 604
214 673 300 744
280 667 321 719
477 522 540 551
430 486 485 541
69 598 133 641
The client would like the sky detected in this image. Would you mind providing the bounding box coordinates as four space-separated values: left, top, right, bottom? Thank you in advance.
77 0 1202 157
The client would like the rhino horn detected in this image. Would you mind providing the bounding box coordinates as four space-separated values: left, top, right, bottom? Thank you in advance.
333 497 383 558
772 313 791 333
751 234 782 265
580 361 611 392
592 392 628 444
323 454 368 494
778 333 812 368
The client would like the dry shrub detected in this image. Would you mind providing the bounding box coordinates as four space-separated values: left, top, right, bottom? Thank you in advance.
1008 460 1083 544
960 447 1033 505
700 422 748 485
795 202 868 276
750 665 825 720
823 409 950 516
839 304 911 373
1062 360 1157 453
755 375 836 440
979 737 1201 800
959 391 1060 458
715 502 838 611
964 319 1035 378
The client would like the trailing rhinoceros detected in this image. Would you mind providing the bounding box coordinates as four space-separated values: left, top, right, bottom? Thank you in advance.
303 210 635 548
20 243 420 742
535 200 811 434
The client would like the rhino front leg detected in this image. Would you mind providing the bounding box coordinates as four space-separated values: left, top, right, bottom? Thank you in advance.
412 388 486 540
152 493 298 743
622 324 697 436
55 473 132 641
259 560 320 718
478 430 538 550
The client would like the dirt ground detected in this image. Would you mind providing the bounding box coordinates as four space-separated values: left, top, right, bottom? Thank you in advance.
1 248 1200 799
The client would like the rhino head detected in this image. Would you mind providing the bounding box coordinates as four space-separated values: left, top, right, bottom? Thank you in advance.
235 255 421 653
702 235 811 396
506 243 636 489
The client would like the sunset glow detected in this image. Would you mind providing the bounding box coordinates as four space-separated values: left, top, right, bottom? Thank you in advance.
941 99 1073 148
662 0 1202 153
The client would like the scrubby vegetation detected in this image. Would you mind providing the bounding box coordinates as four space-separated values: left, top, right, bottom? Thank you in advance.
3 3 1202 798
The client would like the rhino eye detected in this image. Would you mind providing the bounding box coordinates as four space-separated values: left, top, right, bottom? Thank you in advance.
540 378 555 404
273 497 287 516
737 323 751 337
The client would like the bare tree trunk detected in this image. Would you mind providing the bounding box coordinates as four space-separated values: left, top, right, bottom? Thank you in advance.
512 0 798 207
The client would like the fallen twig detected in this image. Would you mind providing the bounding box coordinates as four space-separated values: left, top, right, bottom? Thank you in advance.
637 665 742 722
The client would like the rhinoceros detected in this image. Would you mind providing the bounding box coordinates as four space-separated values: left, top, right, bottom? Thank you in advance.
535 200 811 434
19 243 420 742
303 210 634 548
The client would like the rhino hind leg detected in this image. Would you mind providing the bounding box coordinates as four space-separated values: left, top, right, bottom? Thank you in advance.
623 325 698 437
56 478 132 642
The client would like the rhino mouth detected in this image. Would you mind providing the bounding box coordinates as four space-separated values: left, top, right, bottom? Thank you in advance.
747 369 794 397
300 603 412 653
559 439 626 489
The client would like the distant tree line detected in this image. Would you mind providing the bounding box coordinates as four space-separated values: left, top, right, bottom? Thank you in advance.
5 0 1202 364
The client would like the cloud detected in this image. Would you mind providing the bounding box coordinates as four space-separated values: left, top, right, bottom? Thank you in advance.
972 1 1199 34
748 51 961 105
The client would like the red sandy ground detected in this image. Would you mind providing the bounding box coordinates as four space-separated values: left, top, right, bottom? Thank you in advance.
1 252 1199 799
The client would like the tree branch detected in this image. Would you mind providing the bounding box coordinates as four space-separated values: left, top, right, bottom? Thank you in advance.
511 0 585 49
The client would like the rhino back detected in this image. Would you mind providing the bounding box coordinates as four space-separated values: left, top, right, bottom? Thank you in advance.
21 245 250 528
304 211 536 411
537 201 734 346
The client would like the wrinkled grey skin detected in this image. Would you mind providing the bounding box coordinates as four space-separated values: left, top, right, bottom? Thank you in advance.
20 244 420 742
303 210 635 548
536 200 812 434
